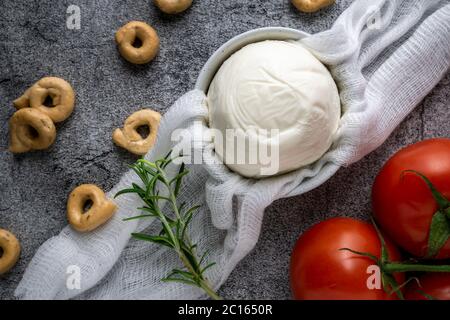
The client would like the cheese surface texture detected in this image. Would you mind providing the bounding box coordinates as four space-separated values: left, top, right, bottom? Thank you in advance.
207 40 341 178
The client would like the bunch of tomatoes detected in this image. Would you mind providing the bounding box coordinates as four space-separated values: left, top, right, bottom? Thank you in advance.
290 139 450 300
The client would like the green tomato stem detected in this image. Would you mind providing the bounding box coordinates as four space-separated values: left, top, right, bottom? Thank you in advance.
383 263 450 273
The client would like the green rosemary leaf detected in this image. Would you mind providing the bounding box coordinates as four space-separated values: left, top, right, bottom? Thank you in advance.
131 183 146 196
176 219 182 239
143 167 164 184
161 157 174 169
145 195 171 202
131 165 148 185
199 250 210 266
155 159 166 169
181 245 201 273
131 233 173 248
137 159 157 169
170 162 185 185
201 262 216 275
164 150 172 159
158 215 177 236
170 171 190 186
181 206 201 239
171 269 196 280
174 165 188 197
114 188 140 198
178 202 186 215
138 206 156 214
146 174 160 198
123 214 156 221
184 205 201 220
141 164 158 175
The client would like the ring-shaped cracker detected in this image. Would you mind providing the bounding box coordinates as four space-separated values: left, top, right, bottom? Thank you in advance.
115 21 160 64
291 0 335 13
113 109 161 156
154 0 193 14
67 184 117 233
14 77 75 123
0 229 21 275
9 108 56 153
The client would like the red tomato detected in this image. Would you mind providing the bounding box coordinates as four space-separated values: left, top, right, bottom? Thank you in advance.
405 273 450 300
290 217 404 300
372 138 450 259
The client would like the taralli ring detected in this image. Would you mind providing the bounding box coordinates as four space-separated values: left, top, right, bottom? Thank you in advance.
154 0 193 14
9 108 57 153
115 21 160 64
14 77 75 123
67 184 117 233
291 0 335 13
113 109 161 155
0 229 21 275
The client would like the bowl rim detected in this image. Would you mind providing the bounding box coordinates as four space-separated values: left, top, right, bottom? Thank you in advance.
195 27 310 92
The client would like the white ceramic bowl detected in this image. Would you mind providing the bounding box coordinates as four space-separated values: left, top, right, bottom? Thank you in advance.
195 27 310 92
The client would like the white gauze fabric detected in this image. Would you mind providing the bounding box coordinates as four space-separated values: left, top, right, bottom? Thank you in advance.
16 0 450 299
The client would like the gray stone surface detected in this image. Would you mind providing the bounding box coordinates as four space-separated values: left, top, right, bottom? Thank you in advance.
0 0 448 300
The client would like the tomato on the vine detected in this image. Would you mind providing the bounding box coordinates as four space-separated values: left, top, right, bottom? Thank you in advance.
372 138 450 259
290 217 404 300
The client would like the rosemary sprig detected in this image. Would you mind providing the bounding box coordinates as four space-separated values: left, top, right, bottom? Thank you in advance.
115 152 222 300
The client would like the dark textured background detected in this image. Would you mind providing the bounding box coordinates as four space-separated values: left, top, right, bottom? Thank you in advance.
0 0 449 300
